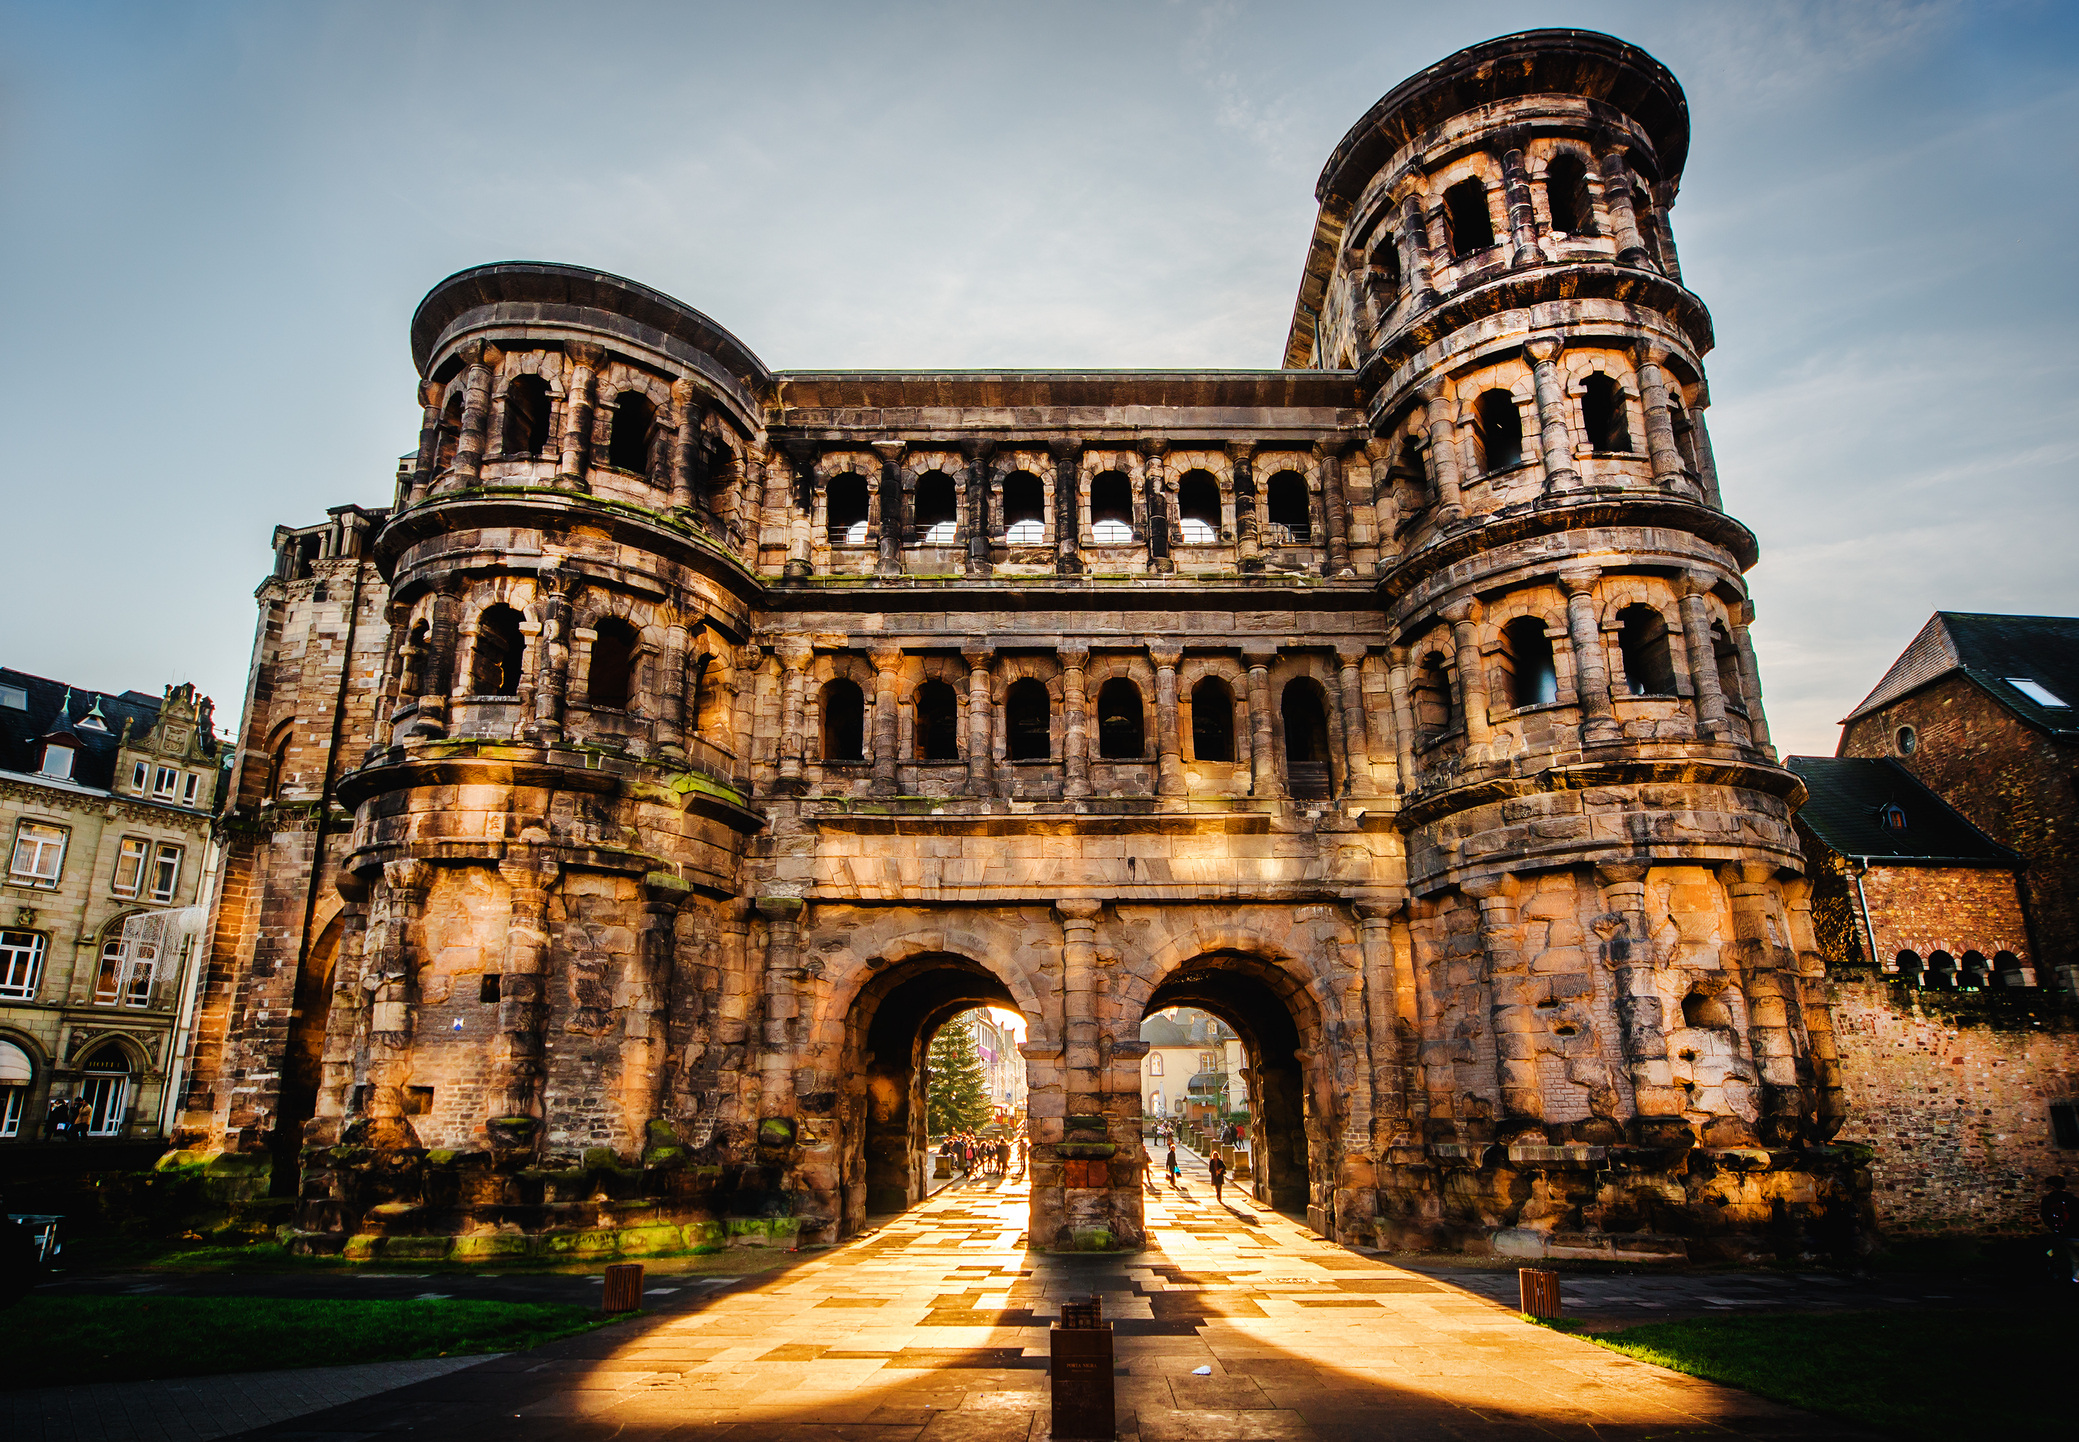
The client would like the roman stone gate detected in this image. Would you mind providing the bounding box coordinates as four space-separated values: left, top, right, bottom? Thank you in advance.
176 29 1871 1265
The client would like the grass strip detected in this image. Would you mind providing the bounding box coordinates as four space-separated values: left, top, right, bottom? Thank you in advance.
0 1296 616 1390
1570 1306 2062 1440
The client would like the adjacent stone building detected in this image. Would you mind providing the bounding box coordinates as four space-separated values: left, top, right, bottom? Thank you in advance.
177 29 1873 1263
1 670 224 1144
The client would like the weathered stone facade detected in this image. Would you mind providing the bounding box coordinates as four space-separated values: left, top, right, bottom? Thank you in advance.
180 30 1871 1262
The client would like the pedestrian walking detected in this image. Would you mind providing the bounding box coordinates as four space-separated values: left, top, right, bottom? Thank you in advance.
1165 1145 1180 1187
1208 1152 1228 1203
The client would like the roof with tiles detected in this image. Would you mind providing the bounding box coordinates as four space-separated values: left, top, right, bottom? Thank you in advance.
1842 612 2079 736
1788 756 2020 867
0 668 165 791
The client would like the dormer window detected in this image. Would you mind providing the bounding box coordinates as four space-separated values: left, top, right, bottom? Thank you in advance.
152 766 178 800
131 760 149 792
182 773 200 807
1882 804 1908 833
78 700 108 732
2005 677 2068 708
0 685 24 710
39 742 76 780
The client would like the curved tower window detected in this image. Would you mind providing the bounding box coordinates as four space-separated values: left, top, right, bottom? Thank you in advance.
1005 678 1051 760
1503 617 1558 708
822 679 865 761
1176 471 1220 544
914 680 960 760
1003 472 1045 543
1413 652 1456 745
1712 623 1745 712
607 392 656 475
1266 472 1311 543
472 605 525 696
827 473 870 544
1190 678 1235 763
1444 178 1494 256
1475 390 1523 472
1096 678 1146 759
1281 682 1332 799
501 375 551 456
1582 373 1632 453
435 392 463 473
1089 472 1133 543
914 471 957 544
1544 152 1595 235
587 618 638 711
1616 605 1677 697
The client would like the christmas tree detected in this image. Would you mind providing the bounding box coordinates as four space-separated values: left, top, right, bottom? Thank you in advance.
926 1011 994 1136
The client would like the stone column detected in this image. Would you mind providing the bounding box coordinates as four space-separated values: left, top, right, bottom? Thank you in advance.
963 641 994 799
1732 603 1775 757
1523 338 1579 490
755 897 805 1125
656 614 689 761
1315 441 1353 576
1059 644 1091 799
962 439 995 577
1057 897 1102 1132
872 441 906 577
864 645 899 796
1140 440 1171 572
1418 381 1465 519
1678 575 1729 740
778 440 815 581
407 381 442 506
1049 440 1082 576
776 639 810 792
1463 874 1542 1140
1651 185 1684 283
668 378 700 511
1498 136 1540 267
1598 147 1651 267
1594 863 1685 1140
364 859 432 1150
1355 898 1410 1148
1385 646 1416 794
1687 402 1725 510
1150 645 1184 802
621 872 684 1147
1634 346 1691 492
557 344 600 490
1400 194 1437 306
1244 646 1282 800
449 342 494 489
1720 863 1811 1147
489 853 558 1150
1335 643 1378 796
1442 600 1492 752
1559 568 1618 744
1230 442 1261 569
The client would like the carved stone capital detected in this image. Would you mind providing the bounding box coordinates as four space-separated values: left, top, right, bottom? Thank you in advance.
1147 644 1183 671
1335 641 1369 667
1557 567 1602 596
383 859 434 898
1523 336 1564 366
1056 899 1102 923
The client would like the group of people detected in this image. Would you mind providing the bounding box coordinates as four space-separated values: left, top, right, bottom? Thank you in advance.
1142 1135 1231 1203
41 1095 94 1140
939 1133 1022 1177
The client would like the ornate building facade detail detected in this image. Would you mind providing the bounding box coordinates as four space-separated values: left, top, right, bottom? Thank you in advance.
179 30 1867 1262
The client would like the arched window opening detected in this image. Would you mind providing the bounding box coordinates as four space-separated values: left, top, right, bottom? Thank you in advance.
1190 678 1235 763
1413 652 1456 746
1096 678 1146 759
1894 948 1924 982
914 680 960 761
1712 623 1745 712
1003 471 1044 543
607 392 656 475
1444 178 1494 257
1281 682 1332 799
1176 471 1220 544
1993 950 2025 986
1265 471 1311 543
472 605 525 696
1926 949 1958 989
1960 950 1991 988
1670 401 1699 472
1544 153 1595 236
435 392 463 472
1387 438 1430 506
1503 617 1558 708
822 679 866 761
587 618 638 711
914 471 957 544
501 375 551 456
1090 471 1133 543
1582 373 1632 453
1475 390 1523 472
1005 678 1051 760
1681 989 1735 1029
827 472 871 544
1617 605 1678 697
79 1044 131 1137
1369 242 1402 299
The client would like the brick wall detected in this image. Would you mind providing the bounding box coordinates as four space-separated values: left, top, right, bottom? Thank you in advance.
1829 978 2079 1233
1856 864 2030 972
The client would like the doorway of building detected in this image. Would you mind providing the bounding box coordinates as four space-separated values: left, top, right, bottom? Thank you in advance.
78 1045 132 1137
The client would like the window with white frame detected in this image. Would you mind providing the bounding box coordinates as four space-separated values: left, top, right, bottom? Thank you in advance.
80 1052 129 1135
9 822 67 887
181 772 200 807
0 1084 22 1137
1147 1053 1164 1076
112 837 148 898
152 766 178 800
0 684 26 709
39 743 75 780
93 938 155 1006
0 931 46 999
130 760 149 792
148 844 183 903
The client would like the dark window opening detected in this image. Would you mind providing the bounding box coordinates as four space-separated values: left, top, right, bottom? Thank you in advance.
828 473 870 545
1503 617 1558 708
1994 950 2025 986
1444 179 1494 257
1475 390 1523 472
1005 678 1051 760
479 973 501 1004
1544 153 1595 236
1413 652 1456 746
1191 678 1235 763
1712 624 1744 712
914 471 957 545
1003 471 1045 543
436 393 463 472
1681 989 1735 1029
915 680 960 761
2053 1102 2079 1149
587 617 638 711
1961 950 1991 988
1096 678 1146 759
1368 241 1402 299
822 679 866 761
1266 471 1311 543
502 375 551 456
1894 948 1923 981
1670 402 1699 472
1090 471 1133 543
402 1086 434 1116
1176 470 1220 545
1582 373 1632 453
472 604 525 696
1926 949 1958 989
1617 605 1677 697
607 392 656 475
1281 682 1332 799
1388 438 1430 505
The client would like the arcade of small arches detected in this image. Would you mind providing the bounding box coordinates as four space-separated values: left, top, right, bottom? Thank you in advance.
1890 948 2032 990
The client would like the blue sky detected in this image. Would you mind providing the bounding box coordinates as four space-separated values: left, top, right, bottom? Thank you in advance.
3 0 2074 756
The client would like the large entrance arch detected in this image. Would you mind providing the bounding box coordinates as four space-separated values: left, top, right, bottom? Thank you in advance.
836 953 1020 1237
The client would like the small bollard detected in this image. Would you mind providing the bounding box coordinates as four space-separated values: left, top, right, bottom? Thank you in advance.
1518 1267 1561 1319
1050 1293 1115 1439
602 1262 645 1314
